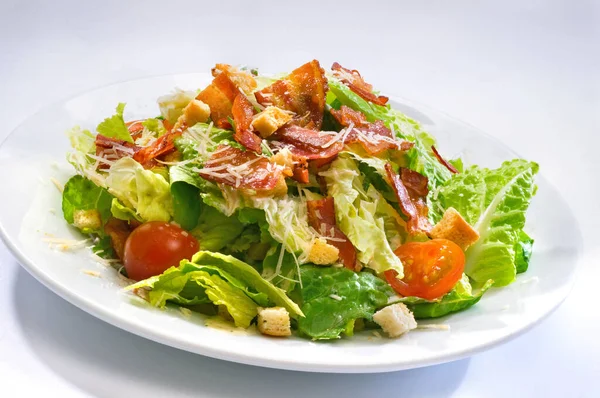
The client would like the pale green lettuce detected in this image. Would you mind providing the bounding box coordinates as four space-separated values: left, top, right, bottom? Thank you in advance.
96 103 133 143
106 157 173 222
320 156 404 276
431 159 539 286
157 89 195 124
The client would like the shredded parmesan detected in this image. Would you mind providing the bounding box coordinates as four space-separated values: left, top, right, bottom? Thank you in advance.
329 294 342 301
83 270 101 278
50 177 64 193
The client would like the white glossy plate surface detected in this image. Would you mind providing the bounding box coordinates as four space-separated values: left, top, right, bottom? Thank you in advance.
0 73 582 373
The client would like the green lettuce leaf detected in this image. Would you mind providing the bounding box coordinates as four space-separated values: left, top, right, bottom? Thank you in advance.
191 204 245 252
432 159 539 285
320 156 404 276
189 251 303 317
106 157 173 222
169 165 203 230
399 274 493 318
96 103 133 143
66 126 95 153
515 231 534 274
62 175 113 233
261 244 299 293
173 123 240 162
297 266 393 340
110 198 143 222
142 118 167 136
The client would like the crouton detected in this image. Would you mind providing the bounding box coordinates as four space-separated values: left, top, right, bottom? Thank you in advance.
73 209 102 231
430 207 479 250
308 238 339 265
173 99 211 131
373 303 417 338
257 307 291 337
251 106 293 138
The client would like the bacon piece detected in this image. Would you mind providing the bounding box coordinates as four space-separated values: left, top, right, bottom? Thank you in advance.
212 64 257 95
270 125 343 161
431 145 459 174
331 62 389 106
132 133 176 168
306 197 357 270
255 60 327 130
232 94 262 153
385 164 432 236
196 72 239 129
95 134 139 169
199 145 285 193
125 120 145 135
330 106 412 155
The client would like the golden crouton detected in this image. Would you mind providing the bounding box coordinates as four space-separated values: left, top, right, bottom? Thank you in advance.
269 147 295 177
308 238 340 265
430 207 480 250
173 99 211 132
373 303 417 338
251 106 293 138
257 307 291 337
73 209 102 231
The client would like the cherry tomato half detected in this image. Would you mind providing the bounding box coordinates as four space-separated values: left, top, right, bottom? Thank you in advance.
384 239 465 300
123 221 199 281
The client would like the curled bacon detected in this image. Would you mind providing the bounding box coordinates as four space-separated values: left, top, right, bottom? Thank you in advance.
431 145 459 174
95 134 139 169
232 94 262 153
196 72 238 129
132 133 177 168
255 60 328 130
270 125 344 161
385 164 432 236
306 197 357 270
330 106 413 155
332 62 389 106
199 145 285 193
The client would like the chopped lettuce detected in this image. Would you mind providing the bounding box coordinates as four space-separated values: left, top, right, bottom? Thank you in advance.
66 126 95 153
106 157 173 222
191 204 245 252
141 118 167 136
96 103 133 143
320 156 404 276
110 198 142 222
398 274 493 318
189 251 303 317
169 165 203 230
297 266 392 340
262 244 299 292
515 231 534 274
62 175 113 233
431 159 539 285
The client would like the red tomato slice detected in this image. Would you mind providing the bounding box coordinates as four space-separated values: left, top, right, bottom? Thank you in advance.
385 239 465 300
123 222 199 281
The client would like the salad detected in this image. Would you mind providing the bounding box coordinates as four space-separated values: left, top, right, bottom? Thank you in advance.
61 60 538 340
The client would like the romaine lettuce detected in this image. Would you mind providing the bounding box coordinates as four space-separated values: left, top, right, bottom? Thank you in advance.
62 175 113 233
431 159 539 285
320 156 404 276
297 266 393 340
96 103 133 143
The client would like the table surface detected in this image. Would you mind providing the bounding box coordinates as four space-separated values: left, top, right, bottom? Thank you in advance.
1 1 598 396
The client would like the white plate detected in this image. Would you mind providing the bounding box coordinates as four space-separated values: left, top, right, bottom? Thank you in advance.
0 73 582 373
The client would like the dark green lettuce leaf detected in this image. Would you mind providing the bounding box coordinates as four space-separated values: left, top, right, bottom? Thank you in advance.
515 231 534 274
297 266 393 340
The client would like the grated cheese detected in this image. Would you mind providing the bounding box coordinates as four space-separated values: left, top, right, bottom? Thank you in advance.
50 177 64 193
329 294 342 301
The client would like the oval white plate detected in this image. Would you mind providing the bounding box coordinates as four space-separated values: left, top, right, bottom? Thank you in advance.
0 73 582 373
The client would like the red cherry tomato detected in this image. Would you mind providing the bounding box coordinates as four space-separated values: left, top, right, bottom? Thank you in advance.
123 221 199 281
384 239 465 300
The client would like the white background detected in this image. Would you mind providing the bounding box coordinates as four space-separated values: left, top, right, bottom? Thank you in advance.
1 1 598 396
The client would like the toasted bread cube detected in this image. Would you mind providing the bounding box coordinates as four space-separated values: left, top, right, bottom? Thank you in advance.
173 99 211 132
73 209 102 231
308 238 340 265
251 106 293 138
373 303 417 338
269 147 295 177
257 307 291 337
430 207 480 250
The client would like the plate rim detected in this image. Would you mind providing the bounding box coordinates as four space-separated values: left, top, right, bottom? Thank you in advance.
0 73 584 373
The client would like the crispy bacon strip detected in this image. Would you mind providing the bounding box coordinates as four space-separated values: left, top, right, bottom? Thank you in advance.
255 60 327 130
270 125 344 161
331 62 389 106
132 133 176 167
385 164 432 236
199 145 284 192
232 94 262 153
212 64 257 95
196 72 238 129
431 145 459 174
330 106 413 155
125 120 145 135
307 197 357 270
95 134 139 169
